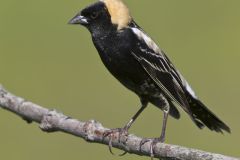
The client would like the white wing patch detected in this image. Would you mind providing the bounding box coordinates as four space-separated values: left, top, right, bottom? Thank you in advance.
185 81 197 98
131 28 161 54
178 72 198 98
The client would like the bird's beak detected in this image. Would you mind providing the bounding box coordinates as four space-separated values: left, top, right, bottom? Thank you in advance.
68 14 89 25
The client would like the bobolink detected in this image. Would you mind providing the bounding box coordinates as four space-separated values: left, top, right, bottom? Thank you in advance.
69 0 230 157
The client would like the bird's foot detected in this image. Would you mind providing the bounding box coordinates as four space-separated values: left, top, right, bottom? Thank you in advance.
139 137 165 160
103 127 129 156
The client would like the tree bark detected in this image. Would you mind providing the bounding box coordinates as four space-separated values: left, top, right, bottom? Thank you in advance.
0 85 238 160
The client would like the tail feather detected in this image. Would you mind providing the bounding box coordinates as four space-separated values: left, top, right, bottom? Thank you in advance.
186 93 231 133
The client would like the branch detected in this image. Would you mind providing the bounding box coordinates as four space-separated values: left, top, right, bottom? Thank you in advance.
0 85 238 160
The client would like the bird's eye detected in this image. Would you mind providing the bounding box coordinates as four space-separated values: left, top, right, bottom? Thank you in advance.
90 12 98 19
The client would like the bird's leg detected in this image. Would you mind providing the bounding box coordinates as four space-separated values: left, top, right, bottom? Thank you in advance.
140 103 170 160
159 105 169 142
123 100 148 131
103 99 148 156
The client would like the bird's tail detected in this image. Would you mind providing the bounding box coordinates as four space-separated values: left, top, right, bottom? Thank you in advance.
186 92 231 133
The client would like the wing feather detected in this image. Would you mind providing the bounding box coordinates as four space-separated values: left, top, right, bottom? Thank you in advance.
130 27 190 112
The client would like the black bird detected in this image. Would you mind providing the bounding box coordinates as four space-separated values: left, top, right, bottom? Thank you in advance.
69 0 230 157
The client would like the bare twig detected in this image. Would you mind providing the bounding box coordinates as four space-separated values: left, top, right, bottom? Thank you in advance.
0 85 238 160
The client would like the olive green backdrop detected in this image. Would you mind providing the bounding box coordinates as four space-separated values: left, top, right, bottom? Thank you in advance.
0 0 239 159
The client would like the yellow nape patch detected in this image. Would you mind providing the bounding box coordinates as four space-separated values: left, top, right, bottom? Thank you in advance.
100 0 131 30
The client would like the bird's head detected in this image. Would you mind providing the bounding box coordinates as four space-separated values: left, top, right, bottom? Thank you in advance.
69 0 132 33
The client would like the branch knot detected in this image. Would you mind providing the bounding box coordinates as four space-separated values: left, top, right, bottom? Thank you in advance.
40 110 66 132
83 120 105 142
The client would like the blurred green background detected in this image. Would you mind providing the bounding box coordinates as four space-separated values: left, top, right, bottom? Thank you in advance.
0 0 239 159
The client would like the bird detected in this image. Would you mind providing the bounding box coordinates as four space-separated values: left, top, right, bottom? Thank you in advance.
69 0 230 158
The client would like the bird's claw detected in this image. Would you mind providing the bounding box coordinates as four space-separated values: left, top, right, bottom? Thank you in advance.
139 138 164 160
103 128 129 156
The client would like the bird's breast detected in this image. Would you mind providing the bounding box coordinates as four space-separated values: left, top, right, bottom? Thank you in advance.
93 35 144 87
91 30 161 97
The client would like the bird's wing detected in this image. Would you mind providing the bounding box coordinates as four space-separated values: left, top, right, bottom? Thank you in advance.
130 27 190 111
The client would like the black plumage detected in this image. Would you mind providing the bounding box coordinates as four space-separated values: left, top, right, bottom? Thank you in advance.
69 0 230 156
